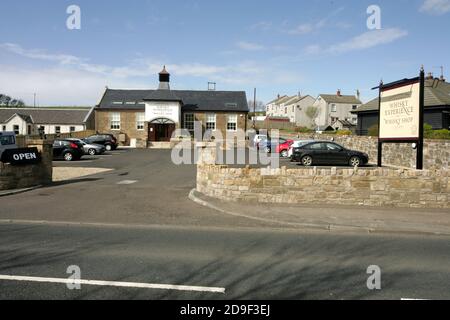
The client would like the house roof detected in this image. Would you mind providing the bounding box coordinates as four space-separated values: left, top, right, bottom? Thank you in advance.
97 89 249 112
319 94 362 105
0 108 92 125
267 95 288 105
354 79 450 113
285 95 315 106
331 119 356 127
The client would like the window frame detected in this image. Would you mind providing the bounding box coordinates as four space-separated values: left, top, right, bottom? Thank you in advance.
330 104 337 112
110 112 121 131
136 113 145 131
184 113 195 131
227 114 238 132
205 113 216 131
13 125 20 135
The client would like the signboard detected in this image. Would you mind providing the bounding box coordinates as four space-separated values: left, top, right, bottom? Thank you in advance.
145 101 180 124
379 80 421 140
0 147 42 165
375 68 425 170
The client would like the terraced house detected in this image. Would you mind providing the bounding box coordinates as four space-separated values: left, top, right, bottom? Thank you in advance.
353 75 450 135
265 94 316 127
95 67 249 147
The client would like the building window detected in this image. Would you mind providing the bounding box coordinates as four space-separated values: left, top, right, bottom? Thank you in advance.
227 114 238 131
110 112 121 130
184 113 195 131
39 126 45 134
70 126 76 132
2 125 6 131
136 113 145 130
352 105 358 110
55 126 61 134
13 125 19 134
206 113 216 131
331 104 337 112
27 125 32 135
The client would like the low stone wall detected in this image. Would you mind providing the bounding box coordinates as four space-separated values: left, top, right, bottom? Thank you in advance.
197 165 449 209
0 140 53 191
281 133 450 170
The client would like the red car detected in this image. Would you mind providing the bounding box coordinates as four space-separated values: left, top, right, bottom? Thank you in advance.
260 138 294 158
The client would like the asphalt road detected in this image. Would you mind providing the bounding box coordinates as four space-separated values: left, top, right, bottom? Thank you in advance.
1 149 449 300
1 222 449 300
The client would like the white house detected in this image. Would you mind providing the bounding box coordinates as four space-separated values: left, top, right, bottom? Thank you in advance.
0 107 95 136
266 94 317 128
313 90 362 128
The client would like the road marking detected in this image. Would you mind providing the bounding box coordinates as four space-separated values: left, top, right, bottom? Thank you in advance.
117 180 138 185
0 275 225 294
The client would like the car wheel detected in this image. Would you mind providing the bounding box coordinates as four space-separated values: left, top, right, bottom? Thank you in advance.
301 155 313 167
350 156 361 167
105 144 112 151
88 149 96 156
64 152 74 161
281 150 288 158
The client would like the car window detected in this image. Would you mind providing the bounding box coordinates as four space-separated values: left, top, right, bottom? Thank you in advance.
326 143 342 151
279 138 287 144
307 143 326 150
0 135 15 146
53 141 61 147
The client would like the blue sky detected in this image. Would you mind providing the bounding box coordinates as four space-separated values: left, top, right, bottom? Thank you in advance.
0 0 449 106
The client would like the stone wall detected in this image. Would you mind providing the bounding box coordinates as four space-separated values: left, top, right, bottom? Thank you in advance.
281 133 450 170
197 165 449 209
0 140 53 191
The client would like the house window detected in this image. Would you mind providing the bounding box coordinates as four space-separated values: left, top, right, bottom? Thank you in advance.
55 126 61 134
110 112 121 130
27 125 32 135
331 104 337 112
184 113 195 131
227 114 238 131
39 126 45 134
2 125 6 131
13 125 19 134
206 113 216 131
136 113 145 130
70 126 76 132
352 105 358 110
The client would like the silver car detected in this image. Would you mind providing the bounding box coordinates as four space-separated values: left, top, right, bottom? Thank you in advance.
0 132 17 159
67 138 106 156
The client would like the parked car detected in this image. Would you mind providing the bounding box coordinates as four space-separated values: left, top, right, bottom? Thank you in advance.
66 138 106 156
288 140 315 159
291 141 369 167
253 134 268 148
260 138 294 158
53 139 85 161
0 132 17 159
84 134 118 151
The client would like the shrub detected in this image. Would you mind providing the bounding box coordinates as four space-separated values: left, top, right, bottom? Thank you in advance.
294 126 314 133
336 130 353 136
428 129 450 140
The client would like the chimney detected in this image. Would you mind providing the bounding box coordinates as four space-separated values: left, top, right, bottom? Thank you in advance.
277 94 280 99
426 72 434 80
440 75 446 82
158 66 170 90
337 89 341 97
356 89 360 100
298 91 301 98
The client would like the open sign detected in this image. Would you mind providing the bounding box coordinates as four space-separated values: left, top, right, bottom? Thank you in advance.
0 148 42 165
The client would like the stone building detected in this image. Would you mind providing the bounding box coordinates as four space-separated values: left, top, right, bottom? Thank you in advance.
95 67 249 147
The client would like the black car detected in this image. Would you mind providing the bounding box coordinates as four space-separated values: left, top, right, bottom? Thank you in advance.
292 141 369 167
84 134 119 151
53 139 85 161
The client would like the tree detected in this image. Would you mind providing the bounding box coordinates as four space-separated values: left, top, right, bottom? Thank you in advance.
0 94 26 107
305 106 320 128
248 100 265 112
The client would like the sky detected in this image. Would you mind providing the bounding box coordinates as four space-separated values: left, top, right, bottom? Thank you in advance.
0 0 449 106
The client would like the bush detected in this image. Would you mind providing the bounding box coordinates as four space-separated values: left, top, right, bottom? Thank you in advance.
336 130 353 136
427 129 450 140
294 126 314 133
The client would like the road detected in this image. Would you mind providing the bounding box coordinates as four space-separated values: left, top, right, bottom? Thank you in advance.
0 149 449 300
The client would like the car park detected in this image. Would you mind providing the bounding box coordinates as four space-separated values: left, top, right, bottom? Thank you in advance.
260 138 294 158
291 141 369 167
0 132 17 159
66 138 106 156
84 134 119 151
53 139 85 161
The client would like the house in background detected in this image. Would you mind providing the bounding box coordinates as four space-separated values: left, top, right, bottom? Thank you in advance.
95 67 249 147
313 90 362 129
0 107 95 135
330 119 357 132
266 94 316 127
353 75 450 135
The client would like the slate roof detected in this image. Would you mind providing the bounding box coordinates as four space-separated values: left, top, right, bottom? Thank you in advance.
354 79 450 113
97 89 249 112
0 108 92 125
319 94 362 105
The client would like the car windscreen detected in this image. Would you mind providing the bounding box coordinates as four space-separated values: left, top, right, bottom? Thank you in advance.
0 135 15 146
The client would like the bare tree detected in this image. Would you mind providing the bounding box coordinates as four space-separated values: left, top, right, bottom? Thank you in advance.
305 106 320 129
248 100 266 112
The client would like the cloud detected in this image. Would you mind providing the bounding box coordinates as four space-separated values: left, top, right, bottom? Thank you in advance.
286 20 325 35
326 28 408 54
420 0 450 15
236 41 265 51
250 21 273 31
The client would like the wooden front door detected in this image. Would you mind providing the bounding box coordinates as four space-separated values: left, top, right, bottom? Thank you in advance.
148 123 176 142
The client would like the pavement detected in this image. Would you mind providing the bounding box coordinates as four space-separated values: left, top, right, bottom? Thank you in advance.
0 148 449 300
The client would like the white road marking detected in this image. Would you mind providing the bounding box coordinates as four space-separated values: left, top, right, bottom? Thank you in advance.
401 298 429 300
0 275 225 294
117 180 138 185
